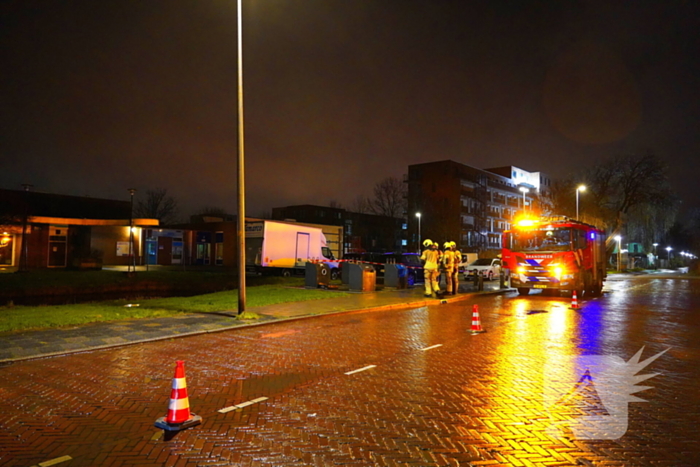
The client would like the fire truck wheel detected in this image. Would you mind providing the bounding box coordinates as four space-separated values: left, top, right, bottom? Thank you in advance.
282 269 292 278
331 269 340 280
517 288 530 296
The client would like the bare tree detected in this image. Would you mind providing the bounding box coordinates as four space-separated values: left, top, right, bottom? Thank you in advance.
134 188 180 225
350 195 372 214
329 200 343 209
553 153 678 253
369 177 406 218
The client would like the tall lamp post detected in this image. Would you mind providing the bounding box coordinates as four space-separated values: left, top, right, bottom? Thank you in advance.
666 246 672 267
128 188 136 273
576 185 586 220
652 243 658 269
19 183 33 272
236 0 247 314
415 212 421 252
519 187 529 212
614 235 622 272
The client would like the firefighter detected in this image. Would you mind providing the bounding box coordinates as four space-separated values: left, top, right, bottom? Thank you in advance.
451 241 462 294
420 239 441 297
442 241 456 294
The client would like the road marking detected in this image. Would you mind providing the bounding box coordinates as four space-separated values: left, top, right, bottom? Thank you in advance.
345 365 376 375
38 456 72 467
261 330 299 338
420 344 443 351
218 396 269 413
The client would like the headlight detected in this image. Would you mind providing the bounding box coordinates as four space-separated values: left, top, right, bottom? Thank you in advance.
552 266 563 279
516 266 526 275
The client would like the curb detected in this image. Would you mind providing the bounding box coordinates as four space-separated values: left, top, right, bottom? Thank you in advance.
0 288 514 364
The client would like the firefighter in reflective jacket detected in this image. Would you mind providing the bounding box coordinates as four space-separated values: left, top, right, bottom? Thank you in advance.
442 241 456 294
450 241 461 294
420 239 441 297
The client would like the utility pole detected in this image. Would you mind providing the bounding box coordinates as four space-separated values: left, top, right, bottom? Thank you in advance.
19 183 33 272
128 188 136 273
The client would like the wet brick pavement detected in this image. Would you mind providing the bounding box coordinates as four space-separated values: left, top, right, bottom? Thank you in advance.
0 273 698 467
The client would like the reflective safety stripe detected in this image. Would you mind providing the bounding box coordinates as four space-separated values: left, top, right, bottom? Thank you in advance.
168 397 190 411
171 377 187 389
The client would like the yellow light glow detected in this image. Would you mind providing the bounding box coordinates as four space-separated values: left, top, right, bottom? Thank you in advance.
552 265 563 279
516 266 526 275
515 216 539 228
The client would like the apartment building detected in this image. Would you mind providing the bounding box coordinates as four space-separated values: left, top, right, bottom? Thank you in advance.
407 160 551 254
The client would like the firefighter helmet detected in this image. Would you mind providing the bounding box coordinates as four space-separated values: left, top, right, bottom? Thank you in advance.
423 239 433 247
450 241 457 248
444 241 451 249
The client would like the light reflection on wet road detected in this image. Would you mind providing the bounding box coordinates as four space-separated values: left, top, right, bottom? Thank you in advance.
0 274 699 466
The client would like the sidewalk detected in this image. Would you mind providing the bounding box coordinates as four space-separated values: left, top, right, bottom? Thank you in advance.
0 281 510 364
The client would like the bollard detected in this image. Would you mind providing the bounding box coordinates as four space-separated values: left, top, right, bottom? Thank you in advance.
478 271 484 291
499 269 506 289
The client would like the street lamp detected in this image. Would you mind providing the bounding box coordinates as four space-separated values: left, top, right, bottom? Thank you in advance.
614 235 621 272
415 212 421 251
576 185 586 220
236 0 247 314
128 188 136 273
519 187 529 212
653 243 658 269
666 246 672 267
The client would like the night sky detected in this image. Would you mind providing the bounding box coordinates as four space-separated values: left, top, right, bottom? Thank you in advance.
2 1 699 220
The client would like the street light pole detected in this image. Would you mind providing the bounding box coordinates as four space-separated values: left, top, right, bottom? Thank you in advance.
415 212 421 252
236 0 247 314
576 185 586 220
614 235 621 272
653 243 658 269
128 188 136 273
666 246 672 267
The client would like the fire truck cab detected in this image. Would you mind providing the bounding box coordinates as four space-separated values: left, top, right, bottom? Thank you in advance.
502 216 607 297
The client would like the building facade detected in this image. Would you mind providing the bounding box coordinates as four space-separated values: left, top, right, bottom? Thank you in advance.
271 205 405 255
407 161 551 254
0 188 158 271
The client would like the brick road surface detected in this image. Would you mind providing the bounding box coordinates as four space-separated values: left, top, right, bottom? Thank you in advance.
0 274 698 466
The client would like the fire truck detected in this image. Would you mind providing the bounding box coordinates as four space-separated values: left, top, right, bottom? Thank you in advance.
501 215 607 297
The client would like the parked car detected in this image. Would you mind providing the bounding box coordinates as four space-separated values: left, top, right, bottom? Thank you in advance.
463 257 501 281
341 252 424 286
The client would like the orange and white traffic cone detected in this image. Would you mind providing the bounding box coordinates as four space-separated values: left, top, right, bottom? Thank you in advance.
470 304 486 334
570 290 580 310
155 360 202 431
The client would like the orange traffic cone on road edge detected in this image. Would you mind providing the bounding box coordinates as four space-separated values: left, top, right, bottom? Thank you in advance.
155 361 202 432
570 290 580 310
470 304 486 334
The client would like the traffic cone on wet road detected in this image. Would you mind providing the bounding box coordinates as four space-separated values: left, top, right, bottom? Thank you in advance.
155 360 202 431
470 304 486 334
570 290 580 310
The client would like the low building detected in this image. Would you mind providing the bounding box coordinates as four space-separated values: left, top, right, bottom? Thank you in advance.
271 205 405 255
0 188 158 271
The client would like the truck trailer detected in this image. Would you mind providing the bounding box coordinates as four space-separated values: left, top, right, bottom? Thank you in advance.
245 220 339 278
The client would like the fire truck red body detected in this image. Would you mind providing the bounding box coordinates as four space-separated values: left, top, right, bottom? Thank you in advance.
501 216 607 296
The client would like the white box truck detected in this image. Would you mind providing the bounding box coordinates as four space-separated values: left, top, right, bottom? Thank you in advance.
245 220 339 278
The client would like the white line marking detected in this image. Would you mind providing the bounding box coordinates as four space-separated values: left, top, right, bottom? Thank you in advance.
218 396 269 413
38 456 73 467
344 365 377 375
420 344 443 351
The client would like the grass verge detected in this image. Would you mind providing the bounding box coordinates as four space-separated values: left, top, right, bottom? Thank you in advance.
0 284 349 333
